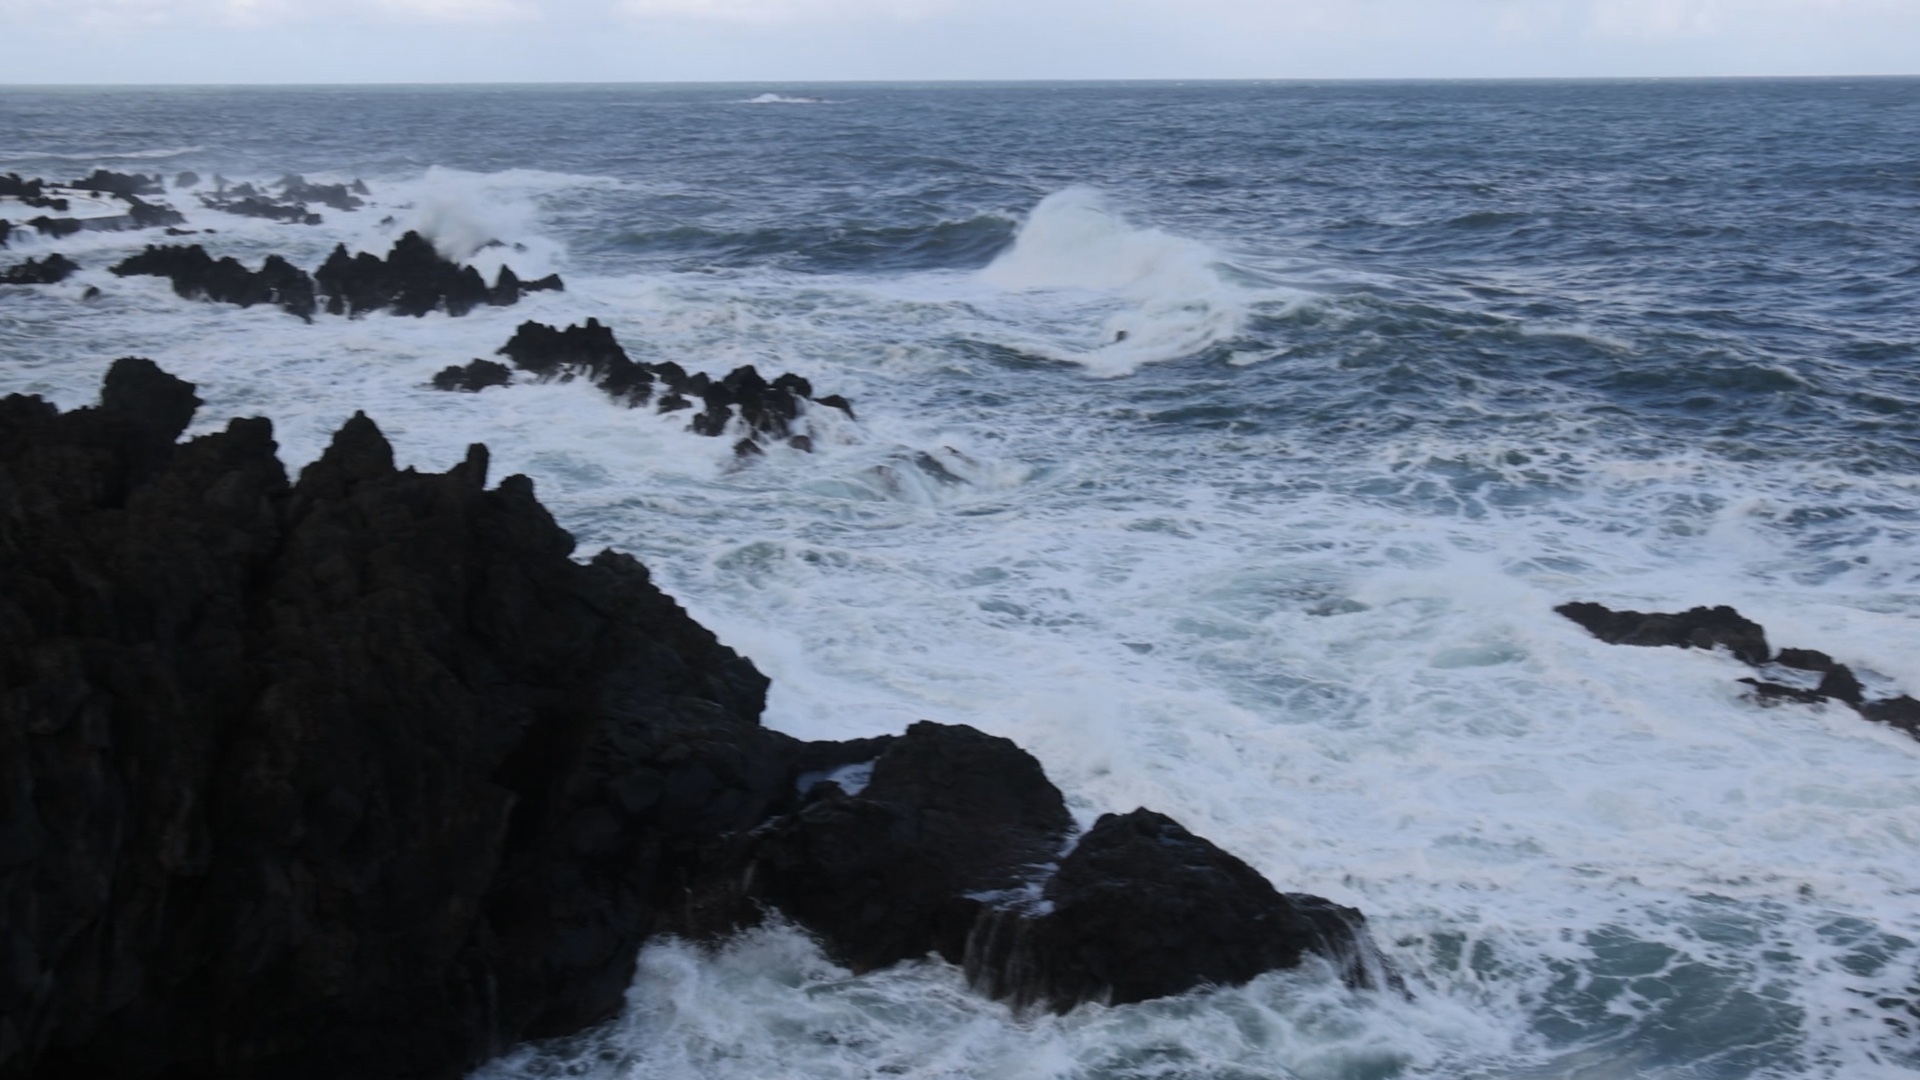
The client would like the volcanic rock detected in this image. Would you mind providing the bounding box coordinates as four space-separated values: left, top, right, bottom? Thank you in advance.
316 232 556 318
968 809 1399 1011
1559 600 1920 741
430 358 513 393
2 360 1393 1079
0 254 77 285
494 320 849 449
0 359 811 1079
679 722 1394 1012
111 244 317 321
1554 601 1770 665
68 169 163 199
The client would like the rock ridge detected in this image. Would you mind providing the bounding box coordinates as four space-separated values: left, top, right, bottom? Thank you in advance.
1 360 1390 1079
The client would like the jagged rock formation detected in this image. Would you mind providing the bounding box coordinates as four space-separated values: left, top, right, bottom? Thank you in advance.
0 255 77 285
492 319 851 452
198 175 369 225
111 245 318 321
1 360 1391 1079
1557 601 1920 739
2 172 184 234
0 358 866 1079
317 232 560 318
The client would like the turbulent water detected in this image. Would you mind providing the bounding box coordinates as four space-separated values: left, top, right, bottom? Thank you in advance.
5 79 1920 1079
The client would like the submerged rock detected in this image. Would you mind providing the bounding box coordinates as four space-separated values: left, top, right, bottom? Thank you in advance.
0 253 77 285
1554 601 1770 665
1558 600 1920 741
492 319 849 450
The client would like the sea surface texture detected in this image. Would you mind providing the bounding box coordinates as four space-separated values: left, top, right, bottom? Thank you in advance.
4 79 1920 1079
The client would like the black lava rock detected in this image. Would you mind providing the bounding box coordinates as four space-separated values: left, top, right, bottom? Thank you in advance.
316 232 556 318
494 320 849 449
111 244 317 321
431 358 513 393
1554 601 1771 665
969 808 1399 1011
0 254 77 285
0 360 803 1079
1559 600 1920 742
680 722 1393 1013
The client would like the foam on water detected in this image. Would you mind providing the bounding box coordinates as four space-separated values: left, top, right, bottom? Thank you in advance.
979 187 1257 377
6 79 1920 1078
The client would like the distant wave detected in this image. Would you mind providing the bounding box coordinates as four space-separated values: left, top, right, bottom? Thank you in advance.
741 94 829 105
0 145 205 163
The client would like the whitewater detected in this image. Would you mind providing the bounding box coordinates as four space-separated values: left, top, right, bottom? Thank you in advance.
3 79 1920 1078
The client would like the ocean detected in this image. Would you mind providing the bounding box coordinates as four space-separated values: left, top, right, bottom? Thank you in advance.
3 78 1919 1079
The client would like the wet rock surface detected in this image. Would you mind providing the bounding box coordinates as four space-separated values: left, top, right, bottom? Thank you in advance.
317 231 559 317
0 254 77 285
2 361 1390 1078
680 721 1393 1014
112 244 318 321
969 808 1400 1011
491 319 847 451
0 360 796 1079
431 358 514 393
1557 601 1920 740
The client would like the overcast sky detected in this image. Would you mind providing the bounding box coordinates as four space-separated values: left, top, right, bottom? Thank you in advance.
4 0 1918 83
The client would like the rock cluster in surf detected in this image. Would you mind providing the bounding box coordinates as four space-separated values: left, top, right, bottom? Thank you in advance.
196 175 370 225
681 722 1397 1012
0 361 1390 1080
0 254 77 286
1 170 185 242
1557 601 1920 737
436 319 855 455
109 231 561 322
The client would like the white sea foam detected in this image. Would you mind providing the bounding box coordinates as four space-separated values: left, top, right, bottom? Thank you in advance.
979 187 1257 377
742 93 830 105
0 144 205 163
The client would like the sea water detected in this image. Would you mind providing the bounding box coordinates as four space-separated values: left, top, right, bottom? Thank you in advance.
3 79 1920 1079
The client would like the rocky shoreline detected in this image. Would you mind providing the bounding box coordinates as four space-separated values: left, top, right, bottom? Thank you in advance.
0 361 1390 1080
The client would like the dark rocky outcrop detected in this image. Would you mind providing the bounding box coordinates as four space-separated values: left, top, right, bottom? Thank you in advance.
1557 601 1920 741
276 174 364 213
492 320 848 451
67 169 163 199
1554 602 1770 665
0 174 70 211
968 809 1398 1011
4 173 184 232
0 359 836 1079
431 358 513 393
0 254 77 285
316 232 556 318
111 244 317 321
23 216 82 240
2 360 1390 1078
677 721 1394 1013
